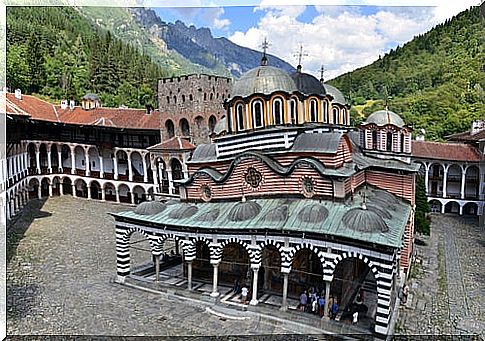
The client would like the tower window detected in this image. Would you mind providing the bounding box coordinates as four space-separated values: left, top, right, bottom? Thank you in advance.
252 100 264 128
401 132 405 152
372 130 378 149
341 108 347 125
333 108 339 124
323 101 328 122
387 131 393 151
290 99 298 124
236 103 245 131
273 98 283 125
310 99 318 122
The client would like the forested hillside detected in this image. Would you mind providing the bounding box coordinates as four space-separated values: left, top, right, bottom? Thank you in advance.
329 7 485 141
7 6 165 108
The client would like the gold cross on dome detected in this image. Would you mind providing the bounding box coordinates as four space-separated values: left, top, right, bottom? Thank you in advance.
319 65 326 81
261 37 270 55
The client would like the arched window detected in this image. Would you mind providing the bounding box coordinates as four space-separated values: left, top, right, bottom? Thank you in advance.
252 100 264 128
210 93 214 100
165 120 175 139
180 118 190 137
182 94 186 103
309 99 318 122
290 98 298 124
372 130 378 149
386 131 393 151
341 108 347 125
166 96 170 104
173 96 177 104
236 103 245 131
189 94 193 101
333 107 339 124
273 98 283 125
323 101 328 122
400 132 405 152
204 93 207 101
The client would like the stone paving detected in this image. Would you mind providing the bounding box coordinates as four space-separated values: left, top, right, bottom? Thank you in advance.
6 196 330 337
396 214 484 338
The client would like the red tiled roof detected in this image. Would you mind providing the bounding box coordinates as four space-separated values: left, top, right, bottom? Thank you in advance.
148 137 196 151
412 140 483 162
5 93 161 130
446 129 485 142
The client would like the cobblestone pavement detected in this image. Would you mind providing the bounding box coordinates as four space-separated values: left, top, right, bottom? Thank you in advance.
7 197 322 337
396 214 484 338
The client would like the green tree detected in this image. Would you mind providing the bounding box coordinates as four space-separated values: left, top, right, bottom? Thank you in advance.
6 44 30 91
415 176 430 235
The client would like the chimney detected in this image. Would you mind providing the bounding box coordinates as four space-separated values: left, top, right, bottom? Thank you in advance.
471 120 485 135
69 99 75 110
14 89 22 100
145 104 153 115
60 99 68 110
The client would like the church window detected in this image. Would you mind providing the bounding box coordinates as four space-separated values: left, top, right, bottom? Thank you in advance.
341 108 347 125
273 98 283 125
387 131 393 151
252 100 264 128
323 101 328 122
245 167 262 188
236 103 245 131
333 108 339 124
290 99 298 124
200 184 212 202
302 177 315 198
310 99 318 122
372 130 378 149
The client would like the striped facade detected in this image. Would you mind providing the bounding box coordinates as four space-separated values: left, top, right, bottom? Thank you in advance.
114 221 398 335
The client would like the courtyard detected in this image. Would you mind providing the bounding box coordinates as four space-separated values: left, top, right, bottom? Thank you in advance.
6 196 485 338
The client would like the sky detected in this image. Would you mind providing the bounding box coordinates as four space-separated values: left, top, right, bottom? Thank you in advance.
152 1 479 80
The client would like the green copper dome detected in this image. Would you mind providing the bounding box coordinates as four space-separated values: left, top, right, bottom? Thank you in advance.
231 65 298 98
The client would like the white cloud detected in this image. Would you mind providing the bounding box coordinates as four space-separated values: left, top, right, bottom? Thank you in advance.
229 3 477 80
203 7 231 30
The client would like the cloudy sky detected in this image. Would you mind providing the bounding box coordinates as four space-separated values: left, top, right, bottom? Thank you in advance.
153 1 479 80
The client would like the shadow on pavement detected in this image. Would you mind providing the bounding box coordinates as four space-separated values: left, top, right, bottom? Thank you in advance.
7 198 50 263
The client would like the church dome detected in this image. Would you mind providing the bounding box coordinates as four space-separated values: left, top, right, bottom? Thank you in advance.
322 83 347 105
342 207 389 233
365 109 405 128
168 203 198 219
297 203 329 224
134 201 167 215
290 69 325 96
231 65 298 98
227 200 261 222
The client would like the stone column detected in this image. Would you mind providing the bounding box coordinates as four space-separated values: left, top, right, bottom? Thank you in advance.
210 263 220 297
99 156 104 179
323 280 331 319
60 182 64 196
280 272 289 311
72 184 77 197
424 163 430 194
6 200 10 220
130 190 135 205
113 156 118 180
142 155 148 183
48 184 53 197
250 267 260 305
37 185 42 199
187 261 193 290
127 154 133 182
87 185 91 199
35 151 40 174
152 167 159 193
47 151 52 173
442 166 448 198
460 167 466 199
101 188 106 201
155 255 160 282
85 151 90 177
58 150 63 173
71 147 76 174
167 168 174 194
115 189 120 203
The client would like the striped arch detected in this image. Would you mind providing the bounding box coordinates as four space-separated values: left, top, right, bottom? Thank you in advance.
220 237 252 254
326 251 380 282
259 239 284 267
120 227 158 255
287 242 324 270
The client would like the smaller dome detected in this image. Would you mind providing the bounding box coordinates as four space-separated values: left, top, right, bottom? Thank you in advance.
231 65 298 98
227 201 261 222
263 205 288 223
290 70 325 95
365 109 405 128
168 203 198 219
196 208 220 222
343 207 389 233
366 205 392 220
298 203 329 224
134 201 167 215
322 83 346 105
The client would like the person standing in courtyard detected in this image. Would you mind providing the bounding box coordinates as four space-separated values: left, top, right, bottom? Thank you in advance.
241 285 248 304
299 291 307 311
352 311 358 325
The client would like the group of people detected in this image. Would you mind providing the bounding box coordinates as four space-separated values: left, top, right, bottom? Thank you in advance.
298 288 339 318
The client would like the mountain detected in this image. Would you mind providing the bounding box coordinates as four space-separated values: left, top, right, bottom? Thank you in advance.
328 6 485 141
127 7 295 77
6 6 164 108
